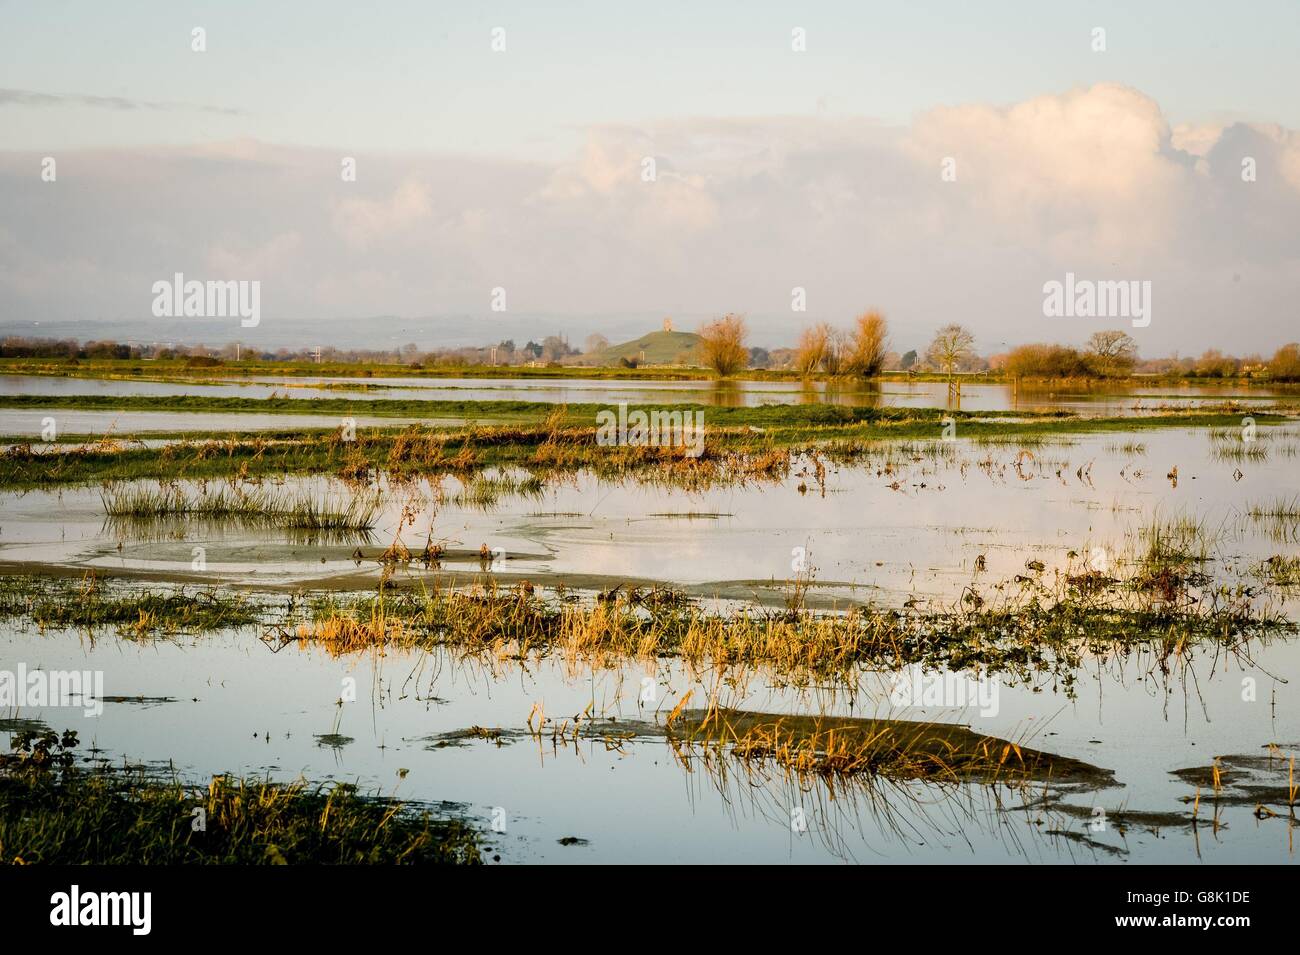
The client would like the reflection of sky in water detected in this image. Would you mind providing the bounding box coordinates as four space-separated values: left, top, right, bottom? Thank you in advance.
2 625 1293 863
4 427 1296 612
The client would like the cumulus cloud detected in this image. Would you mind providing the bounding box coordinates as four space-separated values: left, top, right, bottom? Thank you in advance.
331 179 434 249
1 83 1297 352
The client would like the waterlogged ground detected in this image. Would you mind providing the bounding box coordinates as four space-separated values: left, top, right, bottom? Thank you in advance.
4 625 1296 863
4 426 1297 612
3 373 1297 421
1 415 1298 863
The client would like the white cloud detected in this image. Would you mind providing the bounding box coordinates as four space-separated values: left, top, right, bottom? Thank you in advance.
331 179 433 249
2 84 1298 352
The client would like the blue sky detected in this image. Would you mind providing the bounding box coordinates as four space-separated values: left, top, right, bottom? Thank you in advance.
3 0 1298 154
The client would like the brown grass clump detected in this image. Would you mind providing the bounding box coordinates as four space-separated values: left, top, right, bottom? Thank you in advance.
665 709 1112 789
273 567 1288 694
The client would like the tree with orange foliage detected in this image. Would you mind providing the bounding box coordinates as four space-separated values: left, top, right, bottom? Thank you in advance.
844 310 889 377
697 314 749 377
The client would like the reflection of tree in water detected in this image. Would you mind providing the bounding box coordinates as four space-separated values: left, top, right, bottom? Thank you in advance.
797 380 821 406
824 380 883 410
707 380 745 408
792 379 884 409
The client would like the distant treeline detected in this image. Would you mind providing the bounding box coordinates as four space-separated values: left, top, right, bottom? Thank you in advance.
2 332 1298 381
995 339 1300 381
0 335 578 368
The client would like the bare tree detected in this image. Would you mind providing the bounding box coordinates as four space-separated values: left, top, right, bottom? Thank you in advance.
541 335 573 362
924 324 976 380
584 333 609 354
821 329 850 376
795 323 829 377
697 313 749 377
1086 330 1137 376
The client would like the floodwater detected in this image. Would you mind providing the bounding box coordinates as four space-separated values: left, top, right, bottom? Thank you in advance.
6 425 1298 610
3 373 1295 423
6 626 1294 863
0 409 438 438
2 420 1298 862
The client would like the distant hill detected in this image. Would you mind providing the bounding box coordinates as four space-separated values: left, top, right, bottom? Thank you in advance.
589 330 701 366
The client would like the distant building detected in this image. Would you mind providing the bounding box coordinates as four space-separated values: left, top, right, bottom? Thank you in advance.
662 317 673 332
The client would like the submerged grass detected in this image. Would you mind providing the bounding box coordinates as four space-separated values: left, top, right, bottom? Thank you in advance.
1247 496 1300 521
279 575 1288 692
1259 556 1300 588
0 574 265 635
101 481 381 530
1244 496 1300 544
0 404 1289 490
450 470 546 511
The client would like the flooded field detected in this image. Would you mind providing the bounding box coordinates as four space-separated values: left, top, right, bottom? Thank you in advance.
3 399 1298 863
5 373 1297 422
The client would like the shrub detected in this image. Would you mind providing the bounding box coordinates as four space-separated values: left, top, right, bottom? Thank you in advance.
1004 344 1094 379
1268 343 1300 382
844 311 889 377
697 314 749 377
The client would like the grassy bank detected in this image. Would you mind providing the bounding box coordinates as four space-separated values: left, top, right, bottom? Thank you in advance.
0 738 481 864
667 709 1112 788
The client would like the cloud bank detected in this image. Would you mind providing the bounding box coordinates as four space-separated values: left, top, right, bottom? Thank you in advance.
1 83 1296 352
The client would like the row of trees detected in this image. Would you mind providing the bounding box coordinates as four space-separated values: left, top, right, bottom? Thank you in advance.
0 335 581 367
697 316 1300 383
6 330 1300 382
697 312 895 378
793 313 890 376
0 338 135 360
997 333 1300 381
698 314 986 380
1001 330 1137 378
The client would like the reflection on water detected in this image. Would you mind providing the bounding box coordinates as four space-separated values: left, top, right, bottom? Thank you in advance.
708 380 746 408
2 623 1294 863
3 373 1296 419
4 426 1299 612
813 380 884 409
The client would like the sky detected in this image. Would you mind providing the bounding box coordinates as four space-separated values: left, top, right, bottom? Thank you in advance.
1 0 1298 354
